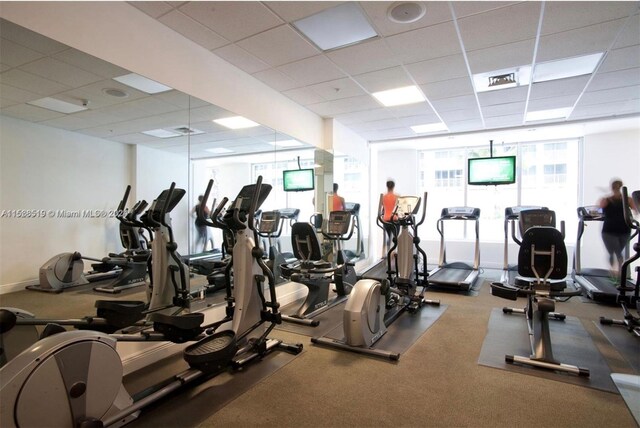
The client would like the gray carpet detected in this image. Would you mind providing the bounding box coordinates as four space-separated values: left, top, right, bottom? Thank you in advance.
275 297 347 337
479 308 616 392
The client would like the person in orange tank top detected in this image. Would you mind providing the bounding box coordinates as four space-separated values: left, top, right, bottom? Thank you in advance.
332 183 345 211
382 180 399 256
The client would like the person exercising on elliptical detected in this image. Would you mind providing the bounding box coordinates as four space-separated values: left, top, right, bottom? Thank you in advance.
599 179 637 279
332 183 345 212
382 180 399 256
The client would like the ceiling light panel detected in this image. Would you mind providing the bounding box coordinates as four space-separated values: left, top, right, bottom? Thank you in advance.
206 147 235 154
27 97 87 114
533 53 604 83
142 129 182 138
269 139 304 147
292 3 378 51
525 107 572 122
213 116 260 129
372 86 426 107
113 73 173 94
411 122 449 134
473 66 532 92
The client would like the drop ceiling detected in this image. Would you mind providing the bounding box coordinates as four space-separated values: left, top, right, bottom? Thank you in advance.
130 0 640 141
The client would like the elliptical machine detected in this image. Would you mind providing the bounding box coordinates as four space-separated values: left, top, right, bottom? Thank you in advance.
600 187 640 337
257 209 299 285
312 193 440 360
491 210 589 377
30 186 149 293
0 177 303 427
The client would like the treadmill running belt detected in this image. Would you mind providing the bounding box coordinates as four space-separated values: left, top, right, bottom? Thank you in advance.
429 268 471 284
360 260 388 282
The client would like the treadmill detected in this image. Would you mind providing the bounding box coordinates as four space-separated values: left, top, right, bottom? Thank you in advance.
428 207 480 291
573 205 637 304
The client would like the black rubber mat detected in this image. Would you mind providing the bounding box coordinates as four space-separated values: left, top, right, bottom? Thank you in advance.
125 344 299 427
479 308 616 393
314 303 448 360
595 321 640 372
359 260 388 282
275 298 347 338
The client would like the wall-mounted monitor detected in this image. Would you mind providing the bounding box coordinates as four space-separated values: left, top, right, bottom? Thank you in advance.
468 156 516 185
283 168 314 192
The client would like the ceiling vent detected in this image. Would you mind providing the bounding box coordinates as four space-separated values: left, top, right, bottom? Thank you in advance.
488 73 517 88
102 88 128 98
387 2 426 24
172 126 204 136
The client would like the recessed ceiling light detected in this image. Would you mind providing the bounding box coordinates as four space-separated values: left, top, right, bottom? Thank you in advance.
525 107 572 122
213 116 260 129
533 53 603 83
113 73 172 94
269 139 304 147
206 147 234 154
372 86 426 107
411 122 448 134
142 129 182 138
292 2 378 51
473 66 532 92
27 97 88 114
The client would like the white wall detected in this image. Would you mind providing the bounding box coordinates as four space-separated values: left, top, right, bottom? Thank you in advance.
134 145 190 253
0 116 131 291
0 2 324 150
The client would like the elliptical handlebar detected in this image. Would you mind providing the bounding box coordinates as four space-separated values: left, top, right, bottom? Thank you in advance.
199 179 214 227
247 176 262 232
622 187 640 231
211 197 229 230
416 192 427 227
159 182 176 228
117 185 131 214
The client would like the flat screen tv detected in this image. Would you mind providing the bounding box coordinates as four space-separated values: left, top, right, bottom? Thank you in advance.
283 168 314 192
468 156 516 185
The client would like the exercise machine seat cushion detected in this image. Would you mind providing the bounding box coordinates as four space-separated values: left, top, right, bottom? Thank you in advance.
518 226 568 280
291 222 323 261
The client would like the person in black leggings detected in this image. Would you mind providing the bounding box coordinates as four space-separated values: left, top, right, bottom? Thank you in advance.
599 179 636 277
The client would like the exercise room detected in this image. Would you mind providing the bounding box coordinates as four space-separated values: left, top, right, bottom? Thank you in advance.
0 2 639 427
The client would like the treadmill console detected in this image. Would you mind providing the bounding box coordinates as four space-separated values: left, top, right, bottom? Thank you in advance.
505 206 548 220
258 211 281 234
326 211 352 236
577 206 603 221
344 202 360 215
277 208 300 220
441 207 481 219
519 209 556 234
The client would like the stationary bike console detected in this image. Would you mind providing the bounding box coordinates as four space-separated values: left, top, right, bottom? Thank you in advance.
258 211 281 235
325 211 352 236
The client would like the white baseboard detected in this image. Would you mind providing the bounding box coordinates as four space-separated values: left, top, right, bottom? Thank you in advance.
0 279 38 295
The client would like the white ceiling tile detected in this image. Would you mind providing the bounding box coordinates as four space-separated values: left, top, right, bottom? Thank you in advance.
237 25 319 67
58 80 149 110
178 2 283 42
154 90 198 108
482 101 526 118
0 19 68 55
0 39 44 67
129 1 173 18
353 66 413 93
614 14 640 49
265 1 344 22
599 45 640 73
364 127 415 141
431 94 477 112
529 76 589 100
158 10 229 50
571 99 640 119
0 97 20 108
527 95 579 111
19 58 103 88
334 108 395 124
581 86 640 106
387 102 435 117
98 97 183 121
360 1 452 37
467 39 536 74
439 107 481 122
38 109 122 131
189 104 234 122
405 54 468 84
447 118 485 132
0 82 40 103
111 133 159 144
0 69 70 96
457 2 541 51
167 2 187 8
541 1 638 35
351 118 405 132
1 103 66 122
385 21 462 64
536 19 625 62
588 67 640 92
252 68 300 91
485 114 523 128
421 77 473 100
306 78 366 101
478 87 528 106
326 38 401 76
399 114 442 126
0 63 10 72
53 49 130 78
213 44 270 74
452 2 521 19
306 95 379 117
277 55 346 86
